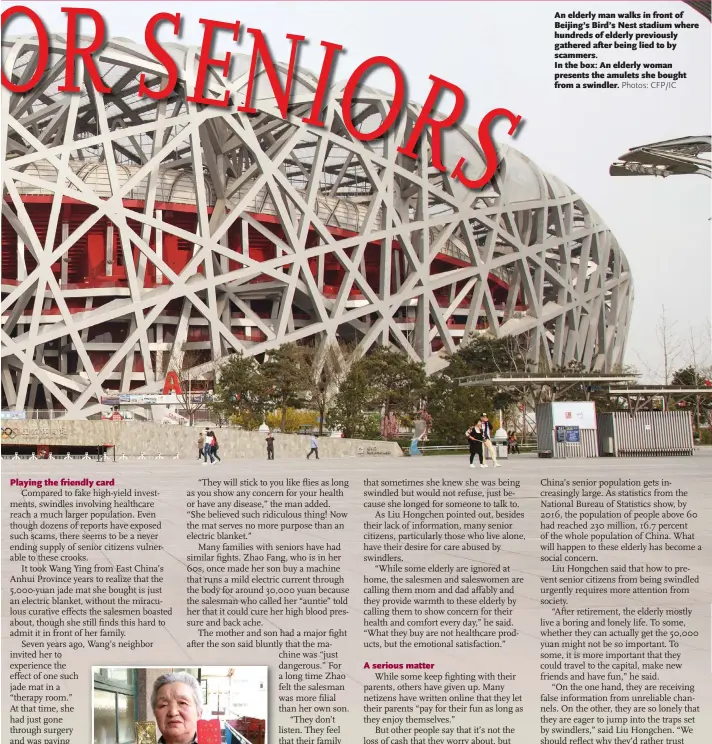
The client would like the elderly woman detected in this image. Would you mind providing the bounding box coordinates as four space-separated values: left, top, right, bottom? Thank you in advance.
151 672 202 744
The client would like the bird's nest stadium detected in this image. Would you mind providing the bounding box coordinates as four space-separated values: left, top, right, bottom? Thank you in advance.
1 35 633 419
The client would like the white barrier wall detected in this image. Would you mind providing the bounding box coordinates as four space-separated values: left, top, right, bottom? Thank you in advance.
0 421 403 459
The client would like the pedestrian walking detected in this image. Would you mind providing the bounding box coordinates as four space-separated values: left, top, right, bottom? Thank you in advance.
203 429 214 464
508 431 519 454
210 430 221 463
306 433 319 459
466 423 485 468
266 432 275 460
480 413 501 467
409 431 426 456
197 432 205 461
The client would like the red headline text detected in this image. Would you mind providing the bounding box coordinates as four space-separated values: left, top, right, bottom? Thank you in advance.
1 6 524 190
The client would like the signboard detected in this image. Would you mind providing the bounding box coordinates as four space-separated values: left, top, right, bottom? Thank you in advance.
0 410 27 420
552 401 597 430
101 394 207 406
119 393 179 405
1 425 68 441
555 426 580 444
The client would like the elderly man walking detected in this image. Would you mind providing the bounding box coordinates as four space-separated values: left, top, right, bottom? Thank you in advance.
306 433 319 459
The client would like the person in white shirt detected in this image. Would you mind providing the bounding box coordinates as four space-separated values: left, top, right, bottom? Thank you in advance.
307 434 319 459
480 414 501 467
202 430 214 464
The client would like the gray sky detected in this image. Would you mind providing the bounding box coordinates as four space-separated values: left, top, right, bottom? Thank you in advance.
7 1 712 380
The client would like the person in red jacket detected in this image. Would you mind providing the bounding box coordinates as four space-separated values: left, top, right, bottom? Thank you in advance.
208 430 221 463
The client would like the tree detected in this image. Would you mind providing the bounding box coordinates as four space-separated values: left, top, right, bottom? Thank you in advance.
209 352 271 427
357 347 427 425
262 344 309 431
456 333 531 378
547 360 639 413
424 334 530 441
433 333 640 440
301 341 353 435
671 366 701 387
163 346 214 426
327 366 379 439
656 305 682 385
425 365 495 445
326 348 425 440
266 408 318 434
671 364 712 430
679 321 712 430
455 334 530 412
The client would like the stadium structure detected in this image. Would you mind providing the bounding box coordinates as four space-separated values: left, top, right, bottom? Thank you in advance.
1 35 633 419
611 6 710 181
683 1 711 22
610 136 711 179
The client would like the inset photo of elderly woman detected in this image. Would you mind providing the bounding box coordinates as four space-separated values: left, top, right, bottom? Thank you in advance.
92 667 267 744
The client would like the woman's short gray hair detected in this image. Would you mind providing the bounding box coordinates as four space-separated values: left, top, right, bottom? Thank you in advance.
150 672 202 715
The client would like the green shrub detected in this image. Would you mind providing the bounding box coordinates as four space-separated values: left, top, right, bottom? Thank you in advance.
266 408 318 433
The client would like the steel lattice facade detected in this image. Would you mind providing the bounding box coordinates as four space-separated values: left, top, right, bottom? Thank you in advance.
1 36 633 418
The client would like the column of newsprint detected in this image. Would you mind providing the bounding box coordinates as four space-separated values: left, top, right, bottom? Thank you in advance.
2 454 710 744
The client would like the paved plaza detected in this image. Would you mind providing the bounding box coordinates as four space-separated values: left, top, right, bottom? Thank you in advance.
3 447 711 484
